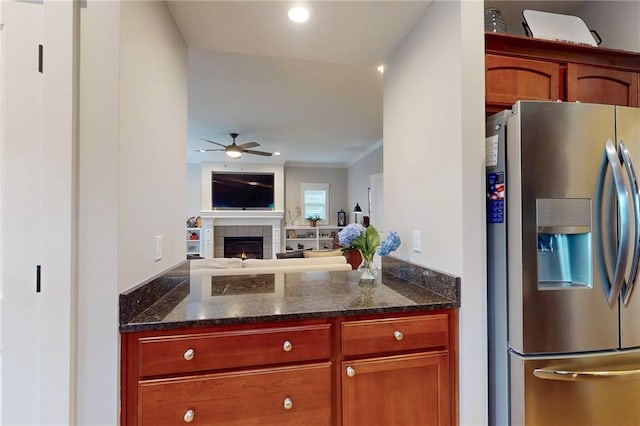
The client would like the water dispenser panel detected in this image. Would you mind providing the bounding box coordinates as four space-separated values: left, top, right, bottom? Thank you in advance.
536 198 592 289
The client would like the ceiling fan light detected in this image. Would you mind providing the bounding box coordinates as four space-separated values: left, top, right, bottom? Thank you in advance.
226 148 242 159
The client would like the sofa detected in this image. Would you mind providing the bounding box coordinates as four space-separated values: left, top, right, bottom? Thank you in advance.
190 254 352 276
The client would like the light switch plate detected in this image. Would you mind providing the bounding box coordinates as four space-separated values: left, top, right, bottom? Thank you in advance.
413 230 421 253
155 235 162 261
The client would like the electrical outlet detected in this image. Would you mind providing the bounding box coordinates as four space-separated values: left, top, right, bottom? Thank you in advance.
155 235 162 261
413 230 421 253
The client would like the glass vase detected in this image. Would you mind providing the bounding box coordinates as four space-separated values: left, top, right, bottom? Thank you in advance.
484 7 507 33
358 251 378 282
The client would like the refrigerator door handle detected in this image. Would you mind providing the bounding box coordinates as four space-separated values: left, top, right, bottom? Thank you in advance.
533 366 640 381
618 140 640 306
596 139 631 307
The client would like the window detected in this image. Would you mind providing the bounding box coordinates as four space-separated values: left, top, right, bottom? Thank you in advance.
301 183 329 224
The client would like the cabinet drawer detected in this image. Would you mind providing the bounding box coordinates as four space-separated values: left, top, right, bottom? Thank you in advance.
139 324 331 377
342 314 448 357
139 362 332 426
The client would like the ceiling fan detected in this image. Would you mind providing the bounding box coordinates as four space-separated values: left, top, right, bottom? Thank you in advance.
199 133 273 159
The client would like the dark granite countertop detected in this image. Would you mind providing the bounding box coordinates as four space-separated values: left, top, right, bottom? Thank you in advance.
120 257 460 333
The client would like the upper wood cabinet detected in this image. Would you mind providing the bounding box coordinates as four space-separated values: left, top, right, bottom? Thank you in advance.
486 54 561 109
485 33 640 113
567 63 639 106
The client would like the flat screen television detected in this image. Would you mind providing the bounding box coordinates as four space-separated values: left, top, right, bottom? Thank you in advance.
211 172 275 210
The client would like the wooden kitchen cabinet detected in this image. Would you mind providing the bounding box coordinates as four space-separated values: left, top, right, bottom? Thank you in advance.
340 313 454 426
137 323 332 377
485 54 562 110
122 320 333 425
139 362 332 426
567 63 638 106
121 310 458 425
342 352 449 426
485 33 640 113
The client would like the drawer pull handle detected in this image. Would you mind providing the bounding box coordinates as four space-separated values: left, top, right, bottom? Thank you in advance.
346 366 356 377
183 409 195 423
183 349 195 361
394 330 404 341
283 397 293 410
283 340 293 352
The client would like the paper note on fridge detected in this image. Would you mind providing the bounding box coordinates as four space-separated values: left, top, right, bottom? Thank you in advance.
485 134 499 168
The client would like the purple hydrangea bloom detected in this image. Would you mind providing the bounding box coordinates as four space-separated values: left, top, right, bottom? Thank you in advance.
378 230 401 256
337 223 365 247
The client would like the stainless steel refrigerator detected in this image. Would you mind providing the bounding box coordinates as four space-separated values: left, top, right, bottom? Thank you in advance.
486 101 640 426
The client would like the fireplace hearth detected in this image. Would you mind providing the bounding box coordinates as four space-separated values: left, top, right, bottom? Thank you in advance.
224 236 264 259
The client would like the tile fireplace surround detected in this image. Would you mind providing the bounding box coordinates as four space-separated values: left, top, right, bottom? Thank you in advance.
200 210 284 259
216 228 269 259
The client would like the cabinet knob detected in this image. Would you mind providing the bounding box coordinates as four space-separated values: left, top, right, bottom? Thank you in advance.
283 340 293 352
283 397 293 410
183 409 195 423
394 330 404 341
346 366 356 377
183 348 195 361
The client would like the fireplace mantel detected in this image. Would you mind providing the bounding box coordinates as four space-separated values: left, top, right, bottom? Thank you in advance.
200 210 284 222
199 210 284 259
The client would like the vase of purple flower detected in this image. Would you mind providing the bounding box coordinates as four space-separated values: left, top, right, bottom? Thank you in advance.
337 224 401 282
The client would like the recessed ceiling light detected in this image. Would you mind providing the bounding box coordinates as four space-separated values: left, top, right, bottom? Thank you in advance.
288 6 310 23
274 152 281 156
377 65 385 74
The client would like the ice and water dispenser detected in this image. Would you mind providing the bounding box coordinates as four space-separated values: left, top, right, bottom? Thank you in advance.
537 198 592 289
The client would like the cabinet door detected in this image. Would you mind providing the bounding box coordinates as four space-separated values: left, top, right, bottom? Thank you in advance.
342 352 450 426
567 63 639 107
485 54 561 109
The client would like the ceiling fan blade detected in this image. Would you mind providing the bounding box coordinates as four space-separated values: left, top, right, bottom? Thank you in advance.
237 141 259 149
197 148 225 152
244 149 273 157
201 138 227 148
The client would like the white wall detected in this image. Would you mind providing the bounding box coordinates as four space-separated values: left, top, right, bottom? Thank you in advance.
460 1 488 424
78 2 120 423
118 1 188 289
385 2 464 274
573 1 640 52
187 163 202 218
78 1 187 424
384 1 486 424
284 165 347 226
347 145 383 224
0 0 3 417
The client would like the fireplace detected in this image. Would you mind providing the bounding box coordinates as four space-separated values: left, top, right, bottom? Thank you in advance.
224 236 264 259
201 212 283 259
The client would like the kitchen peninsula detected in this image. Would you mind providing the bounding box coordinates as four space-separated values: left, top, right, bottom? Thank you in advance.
120 257 460 425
